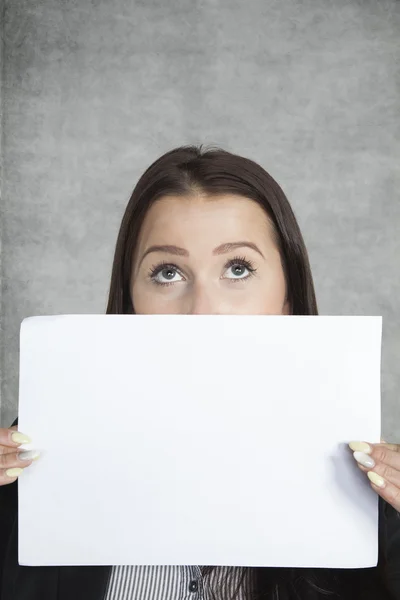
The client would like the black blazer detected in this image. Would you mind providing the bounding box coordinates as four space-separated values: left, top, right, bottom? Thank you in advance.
2 418 400 600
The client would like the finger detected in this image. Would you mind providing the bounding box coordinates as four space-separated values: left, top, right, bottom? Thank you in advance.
355 458 400 489
371 444 400 477
0 450 40 471
366 471 400 512
350 444 400 490
0 467 24 486
375 442 400 453
0 428 32 453
349 441 400 471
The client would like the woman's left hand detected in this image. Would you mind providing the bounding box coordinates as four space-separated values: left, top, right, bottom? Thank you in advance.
350 440 400 511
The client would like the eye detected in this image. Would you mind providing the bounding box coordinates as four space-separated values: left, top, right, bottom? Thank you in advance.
223 256 257 281
149 263 185 286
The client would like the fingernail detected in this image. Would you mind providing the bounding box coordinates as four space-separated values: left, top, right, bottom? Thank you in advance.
11 432 32 444
353 451 375 468
18 450 40 461
6 468 24 478
367 471 385 488
349 441 372 454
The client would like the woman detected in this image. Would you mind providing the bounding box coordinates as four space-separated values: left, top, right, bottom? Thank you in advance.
1 145 400 600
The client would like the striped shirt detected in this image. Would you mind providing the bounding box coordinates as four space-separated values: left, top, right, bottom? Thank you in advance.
104 566 255 600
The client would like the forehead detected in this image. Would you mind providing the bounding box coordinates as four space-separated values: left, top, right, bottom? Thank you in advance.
137 194 275 244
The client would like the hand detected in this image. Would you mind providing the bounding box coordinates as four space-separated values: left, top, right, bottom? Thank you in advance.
0 427 40 486
350 440 400 511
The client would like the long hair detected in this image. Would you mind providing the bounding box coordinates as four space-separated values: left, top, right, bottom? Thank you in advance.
106 144 317 316
105 145 389 599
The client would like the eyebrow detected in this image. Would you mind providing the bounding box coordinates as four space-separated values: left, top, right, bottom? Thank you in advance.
138 241 264 266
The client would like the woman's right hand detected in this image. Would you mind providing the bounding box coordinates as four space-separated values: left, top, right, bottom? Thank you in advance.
0 427 40 486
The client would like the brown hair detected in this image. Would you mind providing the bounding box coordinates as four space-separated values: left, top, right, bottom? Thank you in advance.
106 144 318 316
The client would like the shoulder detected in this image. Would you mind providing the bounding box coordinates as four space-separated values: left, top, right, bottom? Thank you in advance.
380 497 400 597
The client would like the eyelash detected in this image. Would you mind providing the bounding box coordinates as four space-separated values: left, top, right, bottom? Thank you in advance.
148 261 179 287
148 256 257 286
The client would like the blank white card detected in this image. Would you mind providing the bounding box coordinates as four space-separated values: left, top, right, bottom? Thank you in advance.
18 315 382 568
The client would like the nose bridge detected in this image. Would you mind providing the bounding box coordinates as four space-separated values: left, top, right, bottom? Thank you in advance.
189 279 219 315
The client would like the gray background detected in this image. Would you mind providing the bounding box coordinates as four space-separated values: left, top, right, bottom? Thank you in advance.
0 0 399 435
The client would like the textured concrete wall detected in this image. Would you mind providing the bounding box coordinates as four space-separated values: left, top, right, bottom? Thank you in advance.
0 0 4 429
1 0 399 437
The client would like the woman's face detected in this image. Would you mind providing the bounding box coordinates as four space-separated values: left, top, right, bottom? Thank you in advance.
131 194 290 315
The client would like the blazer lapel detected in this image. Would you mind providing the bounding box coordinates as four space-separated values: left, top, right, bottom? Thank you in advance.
58 565 112 600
